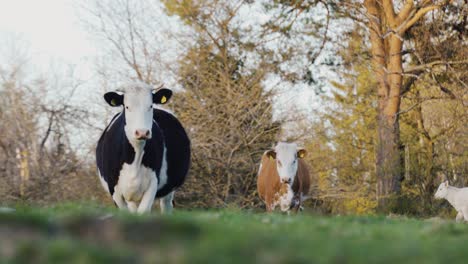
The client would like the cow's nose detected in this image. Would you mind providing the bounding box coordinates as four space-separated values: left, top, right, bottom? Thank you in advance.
135 129 151 140
282 178 292 184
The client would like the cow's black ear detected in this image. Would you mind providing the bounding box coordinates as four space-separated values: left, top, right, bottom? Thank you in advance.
104 92 124 107
297 149 307 159
265 150 276 160
153 88 172 104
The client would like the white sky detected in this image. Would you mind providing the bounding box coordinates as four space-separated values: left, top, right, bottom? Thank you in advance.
0 0 336 151
0 0 334 105
0 0 94 68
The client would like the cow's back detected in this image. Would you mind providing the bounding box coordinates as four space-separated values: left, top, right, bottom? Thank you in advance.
153 108 191 198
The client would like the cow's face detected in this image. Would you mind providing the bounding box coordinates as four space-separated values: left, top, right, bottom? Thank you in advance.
266 142 307 185
434 181 449 199
104 83 172 143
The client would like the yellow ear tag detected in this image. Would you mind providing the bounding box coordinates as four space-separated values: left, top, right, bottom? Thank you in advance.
161 96 167 104
299 152 305 158
111 99 116 106
269 155 274 160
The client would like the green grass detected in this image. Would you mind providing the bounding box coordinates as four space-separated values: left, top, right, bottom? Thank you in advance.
1 204 468 264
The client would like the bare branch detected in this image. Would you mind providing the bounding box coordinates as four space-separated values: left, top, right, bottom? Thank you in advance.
405 59 468 73
382 0 397 27
396 0 414 23
400 4 441 33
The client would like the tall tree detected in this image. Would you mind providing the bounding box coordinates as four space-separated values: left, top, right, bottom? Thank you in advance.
162 0 282 207
302 27 379 214
271 0 465 212
362 0 457 209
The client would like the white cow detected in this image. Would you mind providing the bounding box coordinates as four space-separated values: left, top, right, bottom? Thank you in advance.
434 181 468 222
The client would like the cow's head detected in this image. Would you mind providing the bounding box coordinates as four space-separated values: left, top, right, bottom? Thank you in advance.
265 142 307 185
104 82 172 143
434 181 449 199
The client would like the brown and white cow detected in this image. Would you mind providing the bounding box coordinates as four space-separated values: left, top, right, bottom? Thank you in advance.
257 142 310 212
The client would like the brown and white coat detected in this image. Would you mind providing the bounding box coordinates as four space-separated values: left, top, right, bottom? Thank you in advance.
257 142 310 212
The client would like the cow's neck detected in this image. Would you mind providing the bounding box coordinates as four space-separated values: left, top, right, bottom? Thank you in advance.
126 140 146 178
446 186 460 207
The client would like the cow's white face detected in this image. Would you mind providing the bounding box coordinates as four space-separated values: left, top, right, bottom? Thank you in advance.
434 181 449 199
104 82 172 145
123 88 154 142
266 142 307 185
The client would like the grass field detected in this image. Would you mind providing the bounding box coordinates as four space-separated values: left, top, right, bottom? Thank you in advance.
1 204 468 264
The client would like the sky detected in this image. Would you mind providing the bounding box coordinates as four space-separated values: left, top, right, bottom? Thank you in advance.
0 0 335 102
0 0 94 69
0 0 100 157
0 0 338 152
0 0 334 101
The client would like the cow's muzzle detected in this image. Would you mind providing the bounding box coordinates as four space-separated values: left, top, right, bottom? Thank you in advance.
135 129 151 140
281 178 292 184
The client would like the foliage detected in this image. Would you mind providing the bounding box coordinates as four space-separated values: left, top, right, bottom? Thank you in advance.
300 0 467 215
398 1 468 212
0 42 104 205
162 0 282 208
298 26 378 215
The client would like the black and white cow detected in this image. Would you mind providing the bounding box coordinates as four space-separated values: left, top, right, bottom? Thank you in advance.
96 82 190 214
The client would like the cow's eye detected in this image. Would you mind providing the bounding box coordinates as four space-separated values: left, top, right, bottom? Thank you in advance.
277 160 282 167
125 106 129 110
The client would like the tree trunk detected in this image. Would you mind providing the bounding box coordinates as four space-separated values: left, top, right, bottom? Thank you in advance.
376 105 402 209
364 0 449 211
365 0 404 211
378 36 405 209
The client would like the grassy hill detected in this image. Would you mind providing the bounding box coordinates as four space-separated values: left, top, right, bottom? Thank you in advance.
1 204 467 264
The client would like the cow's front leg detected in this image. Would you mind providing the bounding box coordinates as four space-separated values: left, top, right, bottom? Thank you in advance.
461 207 468 222
160 191 174 214
126 202 138 213
265 197 275 212
456 211 464 222
137 173 158 214
112 188 127 210
289 194 302 213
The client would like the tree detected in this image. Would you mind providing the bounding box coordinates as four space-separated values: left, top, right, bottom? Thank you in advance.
273 0 466 213
0 35 104 204
80 0 184 85
163 0 282 207
361 0 459 210
298 26 379 214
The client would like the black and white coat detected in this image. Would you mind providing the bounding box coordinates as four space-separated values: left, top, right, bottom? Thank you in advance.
96 83 190 213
